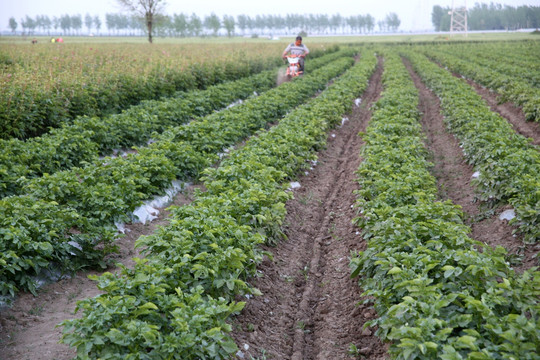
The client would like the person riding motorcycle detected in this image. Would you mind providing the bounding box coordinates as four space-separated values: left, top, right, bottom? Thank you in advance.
282 36 309 74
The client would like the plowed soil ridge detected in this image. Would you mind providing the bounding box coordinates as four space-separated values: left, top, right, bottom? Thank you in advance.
403 57 538 273
231 59 388 360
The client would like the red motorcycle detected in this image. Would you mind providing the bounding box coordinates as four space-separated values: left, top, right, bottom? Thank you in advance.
285 54 304 78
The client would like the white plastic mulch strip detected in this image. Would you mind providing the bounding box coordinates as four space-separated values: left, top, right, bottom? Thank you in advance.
226 99 244 109
114 180 188 231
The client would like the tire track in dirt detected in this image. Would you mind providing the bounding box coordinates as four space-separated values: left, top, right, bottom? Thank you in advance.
231 58 388 360
403 57 538 273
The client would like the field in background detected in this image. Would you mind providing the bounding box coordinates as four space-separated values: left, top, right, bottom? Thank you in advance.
1 30 539 44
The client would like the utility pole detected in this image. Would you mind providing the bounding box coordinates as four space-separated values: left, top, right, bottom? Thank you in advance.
449 0 468 37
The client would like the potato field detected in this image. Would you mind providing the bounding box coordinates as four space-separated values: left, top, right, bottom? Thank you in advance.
0 37 538 360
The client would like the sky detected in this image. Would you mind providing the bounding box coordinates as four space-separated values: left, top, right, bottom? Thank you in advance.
1 0 538 33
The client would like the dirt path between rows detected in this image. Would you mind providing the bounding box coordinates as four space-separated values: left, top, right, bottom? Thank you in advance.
0 187 200 360
463 77 540 147
231 59 387 360
403 58 538 273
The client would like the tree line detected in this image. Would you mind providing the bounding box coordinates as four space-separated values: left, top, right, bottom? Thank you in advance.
432 3 540 31
7 12 402 37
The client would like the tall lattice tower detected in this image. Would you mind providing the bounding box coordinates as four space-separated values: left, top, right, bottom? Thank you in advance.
449 0 468 36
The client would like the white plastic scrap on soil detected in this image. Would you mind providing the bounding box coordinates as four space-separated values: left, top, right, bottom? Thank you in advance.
289 181 301 190
341 117 349 126
499 209 516 221
472 171 481 179
355 98 362 107
236 344 250 359
114 180 187 231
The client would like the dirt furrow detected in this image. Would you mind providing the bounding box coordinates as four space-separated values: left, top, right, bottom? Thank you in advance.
403 57 538 273
430 58 540 146
231 59 387 360
462 75 540 147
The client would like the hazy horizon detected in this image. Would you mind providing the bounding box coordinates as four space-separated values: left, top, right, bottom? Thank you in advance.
1 0 538 34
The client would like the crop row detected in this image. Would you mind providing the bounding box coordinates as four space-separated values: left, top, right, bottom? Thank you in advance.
59 51 378 360
420 46 540 122
351 51 539 359
0 49 346 199
429 42 540 86
0 54 356 297
0 44 292 140
404 50 540 243
431 42 540 74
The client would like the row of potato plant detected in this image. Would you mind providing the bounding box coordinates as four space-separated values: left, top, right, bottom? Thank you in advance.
2 42 330 140
404 50 540 243
351 51 539 359
428 43 540 87
419 46 540 122
432 42 540 77
60 50 377 360
0 49 345 198
0 55 356 297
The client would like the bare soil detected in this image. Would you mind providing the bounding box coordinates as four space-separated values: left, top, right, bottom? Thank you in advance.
404 58 539 273
230 59 388 360
0 187 200 360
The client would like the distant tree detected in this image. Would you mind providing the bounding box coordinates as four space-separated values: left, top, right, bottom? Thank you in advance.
106 13 115 35
85 13 93 34
204 13 221 36
432 5 446 31
21 15 36 35
35 15 44 33
94 15 102 34
8 17 17 34
129 15 145 35
237 14 249 35
347 15 358 33
385 12 400 32
155 15 172 37
115 0 167 43
189 13 202 36
60 14 72 34
116 14 129 33
330 13 342 34
223 15 235 37
365 14 375 33
72 14 83 35
377 20 385 32
254 14 264 34
42 15 52 35
173 13 188 37
53 16 60 33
